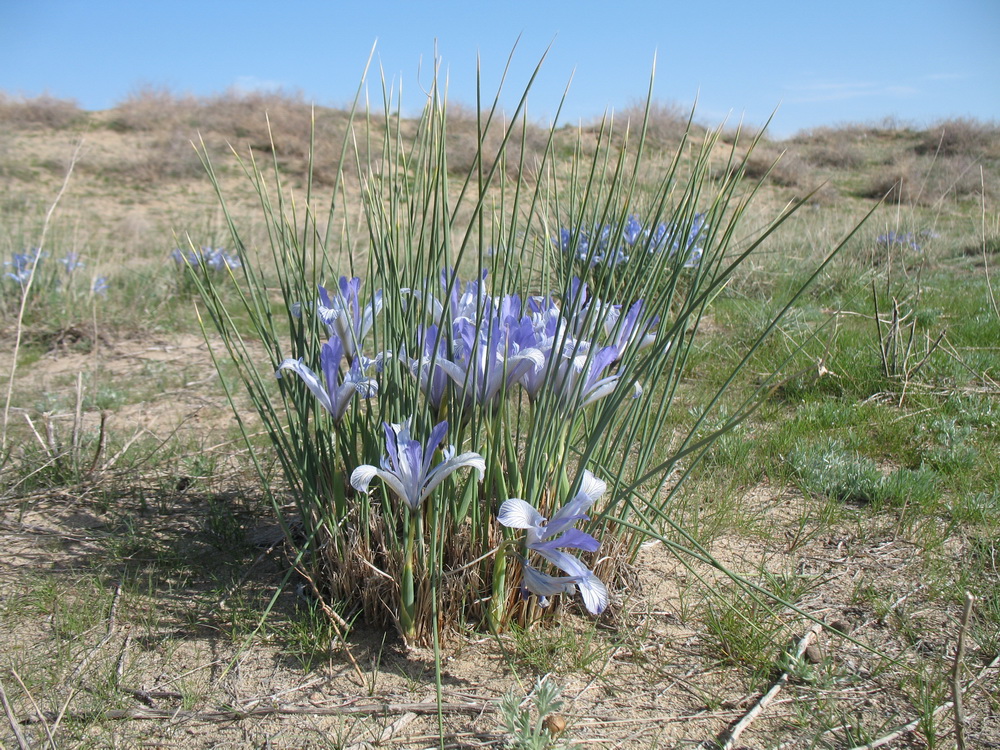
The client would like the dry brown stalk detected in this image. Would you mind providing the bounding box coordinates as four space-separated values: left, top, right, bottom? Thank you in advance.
0 673 31 750
845 653 1000 750
22 699 494 725
952 592 974 750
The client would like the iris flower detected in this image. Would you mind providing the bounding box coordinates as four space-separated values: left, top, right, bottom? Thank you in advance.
318 277 383 362
498 470 609 615
170 246 241 271
434 316 544 409
609 300 659 359
4 248 43 285
276 336 377 423
650 213 705 267
407 324 450 411
350 420 485 512
59 252 84 273
549 343 642 411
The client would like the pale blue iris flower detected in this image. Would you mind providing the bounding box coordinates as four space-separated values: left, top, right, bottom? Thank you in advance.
650 213 705 267
609 299 659 360
4 248 44 285
276 335 378 423
558 344 641 409
59 252 84 273
317 277 383 363
498 470 609 615
522 339 640 411
434 316 544 409
351 419 486 512
401 271 642 412
401 269 488 323
876 231 921 251
510 282 645 408
408 324 451 411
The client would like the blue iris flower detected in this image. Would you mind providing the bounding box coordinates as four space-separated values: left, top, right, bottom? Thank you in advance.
350 419 485 512
498 470 609 615
276 335 378 423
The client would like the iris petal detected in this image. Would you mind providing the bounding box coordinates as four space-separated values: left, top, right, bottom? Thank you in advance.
498 498 545 530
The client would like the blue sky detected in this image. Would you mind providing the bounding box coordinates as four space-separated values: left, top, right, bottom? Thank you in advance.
1 0 997 138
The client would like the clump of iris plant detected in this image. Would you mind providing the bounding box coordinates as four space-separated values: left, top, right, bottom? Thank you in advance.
555 213 705 269
3 248 44 285
3 248 103 302
171 246 242 271
277 271 641 636
188 65 840 655
876 231 921 251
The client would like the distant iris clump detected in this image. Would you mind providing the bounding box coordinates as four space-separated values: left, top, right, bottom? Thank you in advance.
171 246 242 271
876 231 920 251
3 247 108 297
555 213 705 269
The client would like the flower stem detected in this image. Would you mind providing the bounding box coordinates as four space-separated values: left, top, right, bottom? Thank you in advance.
488 549 508 633
400 513 416 641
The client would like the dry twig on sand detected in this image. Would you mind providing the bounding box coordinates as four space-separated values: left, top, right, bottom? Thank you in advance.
711 622 824 750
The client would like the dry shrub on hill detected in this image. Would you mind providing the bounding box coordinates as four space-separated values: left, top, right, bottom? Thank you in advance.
616 99 696 151
861 152 993 205
103 87 369 186
444 103 551 180
100 133 206 183
197 89 314 145
790 126 869 169
740 141 810 188
915 118 1000 158
0 92 83 129
108 86 200 132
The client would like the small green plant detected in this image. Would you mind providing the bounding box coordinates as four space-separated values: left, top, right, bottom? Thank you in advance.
789 439 938 510
508 621 613 674
921 417 977 475
283 596 344 672
867 229 947 401
871 285 945 389
500 675 578 750
700 571 814 676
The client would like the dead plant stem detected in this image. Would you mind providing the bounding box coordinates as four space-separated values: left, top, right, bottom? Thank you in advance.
845 653 999 750
712 622 823 750
9 666 55 749
1 141 83 460
952 592 974 750
0 672 31 750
